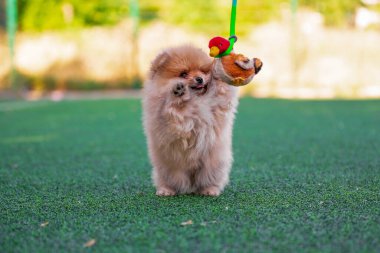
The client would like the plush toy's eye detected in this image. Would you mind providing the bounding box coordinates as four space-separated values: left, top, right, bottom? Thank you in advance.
180 71 188 78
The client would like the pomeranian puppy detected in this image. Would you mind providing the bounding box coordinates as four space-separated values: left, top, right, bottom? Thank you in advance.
142 45 238 196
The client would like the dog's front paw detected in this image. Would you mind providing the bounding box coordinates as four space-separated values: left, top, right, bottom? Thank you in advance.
173 83 186 97
198 186 221 196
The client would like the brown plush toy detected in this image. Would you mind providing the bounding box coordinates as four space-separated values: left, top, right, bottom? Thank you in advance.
209 36 263 86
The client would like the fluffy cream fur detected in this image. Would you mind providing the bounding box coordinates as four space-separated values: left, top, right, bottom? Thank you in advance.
142 45 238 196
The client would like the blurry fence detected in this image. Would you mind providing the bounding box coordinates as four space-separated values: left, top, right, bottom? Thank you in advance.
0 1 6 29
0 0 380 99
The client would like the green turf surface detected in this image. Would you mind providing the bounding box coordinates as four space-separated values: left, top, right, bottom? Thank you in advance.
1 98 379 252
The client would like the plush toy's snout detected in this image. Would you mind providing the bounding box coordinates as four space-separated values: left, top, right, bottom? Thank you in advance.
254 58 263 74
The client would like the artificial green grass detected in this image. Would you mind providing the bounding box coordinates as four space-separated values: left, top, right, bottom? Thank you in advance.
0 98 379 253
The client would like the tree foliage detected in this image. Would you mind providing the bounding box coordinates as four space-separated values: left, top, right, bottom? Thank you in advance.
17 0 369 32
18 0 129 31
300 0 362 26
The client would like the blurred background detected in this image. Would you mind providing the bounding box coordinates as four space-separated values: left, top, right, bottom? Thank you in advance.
0 0 380 99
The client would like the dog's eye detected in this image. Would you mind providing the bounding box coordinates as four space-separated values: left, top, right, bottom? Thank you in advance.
179 71 188 78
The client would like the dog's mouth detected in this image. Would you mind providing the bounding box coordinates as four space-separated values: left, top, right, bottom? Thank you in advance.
190 83 208 95
190 83 206 90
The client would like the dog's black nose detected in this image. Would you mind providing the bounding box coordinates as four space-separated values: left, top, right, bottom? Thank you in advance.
195 77 203 84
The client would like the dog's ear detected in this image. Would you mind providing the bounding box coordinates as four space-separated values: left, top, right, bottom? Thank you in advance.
200 61 213 74
150 51 170 77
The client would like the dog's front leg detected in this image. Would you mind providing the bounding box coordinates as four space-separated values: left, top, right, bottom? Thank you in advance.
171 82 191 104
160 82 195 142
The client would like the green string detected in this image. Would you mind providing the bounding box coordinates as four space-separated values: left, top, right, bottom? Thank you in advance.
230 0 237 38
217 0 237 57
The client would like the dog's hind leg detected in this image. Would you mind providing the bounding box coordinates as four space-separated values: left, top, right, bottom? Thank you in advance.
195 143 233 196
